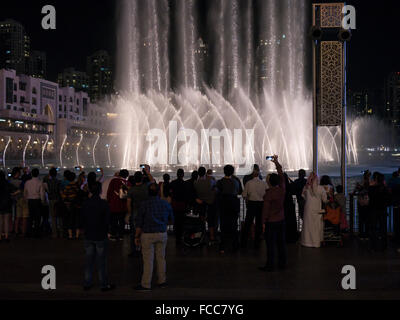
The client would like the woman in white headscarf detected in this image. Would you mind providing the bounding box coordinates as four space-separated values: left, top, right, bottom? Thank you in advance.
301 173 328 248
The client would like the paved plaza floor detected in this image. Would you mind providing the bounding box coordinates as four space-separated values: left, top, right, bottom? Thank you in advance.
1 235 399 300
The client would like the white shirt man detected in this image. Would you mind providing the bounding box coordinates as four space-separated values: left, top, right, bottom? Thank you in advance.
241 173 268 248
242 176 268 202
24 176 45 201
23 169 45 237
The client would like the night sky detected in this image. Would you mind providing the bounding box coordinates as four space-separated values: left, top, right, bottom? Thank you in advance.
1 0 399 91
0 0 116 81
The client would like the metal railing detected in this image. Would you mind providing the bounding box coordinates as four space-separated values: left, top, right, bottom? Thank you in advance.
348 194 398 235
238 196 303 232
167 195 399 239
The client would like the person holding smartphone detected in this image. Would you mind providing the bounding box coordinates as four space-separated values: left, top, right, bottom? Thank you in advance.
140 165 151 184
260 156 287 272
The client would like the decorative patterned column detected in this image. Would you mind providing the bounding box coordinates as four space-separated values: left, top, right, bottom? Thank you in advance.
319 41 344 126
312 2 349 192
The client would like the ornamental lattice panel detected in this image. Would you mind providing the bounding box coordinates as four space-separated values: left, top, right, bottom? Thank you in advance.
319 3 344 28
319 41 343 126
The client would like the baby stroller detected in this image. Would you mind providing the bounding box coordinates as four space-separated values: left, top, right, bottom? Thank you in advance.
322 201 343 247
182 207 206 248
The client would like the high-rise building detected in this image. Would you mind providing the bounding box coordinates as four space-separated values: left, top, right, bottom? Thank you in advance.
28 50 46 79
347 88 384 119
0 19 30 75
256 35 286 93
348 90 369 117
86 50 113 103
194 38 209 91
24 35 30 61
57 67 89 92
384 72 400 137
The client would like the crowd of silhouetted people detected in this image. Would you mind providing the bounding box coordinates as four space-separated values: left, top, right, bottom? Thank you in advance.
351 169 400 250
0 161 399 291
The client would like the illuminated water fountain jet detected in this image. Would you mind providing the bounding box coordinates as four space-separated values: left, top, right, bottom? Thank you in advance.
113 0 359 172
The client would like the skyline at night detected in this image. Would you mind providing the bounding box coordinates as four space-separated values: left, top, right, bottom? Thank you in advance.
0 0 399 92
